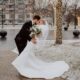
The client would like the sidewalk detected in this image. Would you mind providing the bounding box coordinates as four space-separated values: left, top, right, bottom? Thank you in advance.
0 29 80 51
0 41 80 80
0 50 65 80
0 24 80 30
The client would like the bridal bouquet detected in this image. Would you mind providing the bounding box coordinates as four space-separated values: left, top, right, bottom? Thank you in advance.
30 25 41 37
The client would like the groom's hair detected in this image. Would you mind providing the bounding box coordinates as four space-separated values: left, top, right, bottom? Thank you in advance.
33 15 41 20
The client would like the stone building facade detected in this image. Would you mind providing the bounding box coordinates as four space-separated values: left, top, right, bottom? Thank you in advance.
0 0 34 25
0 0 53 25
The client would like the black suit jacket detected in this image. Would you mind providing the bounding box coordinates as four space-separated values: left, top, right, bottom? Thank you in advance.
15 21 32 54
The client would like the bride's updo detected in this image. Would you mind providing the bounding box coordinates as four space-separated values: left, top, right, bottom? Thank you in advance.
39 19 45 25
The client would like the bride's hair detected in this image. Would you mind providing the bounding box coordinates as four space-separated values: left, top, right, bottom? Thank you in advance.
39 20 45 25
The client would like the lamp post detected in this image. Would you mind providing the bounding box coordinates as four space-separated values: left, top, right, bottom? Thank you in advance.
74 5 77 29
73 4 80 38
1 8 4 29
13 0 15 27
0 0 7 39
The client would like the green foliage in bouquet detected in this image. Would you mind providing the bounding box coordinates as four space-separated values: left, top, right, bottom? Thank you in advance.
30 25 41 37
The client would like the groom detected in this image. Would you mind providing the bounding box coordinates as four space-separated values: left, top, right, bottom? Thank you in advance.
15 15 41 54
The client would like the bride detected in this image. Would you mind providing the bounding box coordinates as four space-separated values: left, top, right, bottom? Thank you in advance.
12 20 69 79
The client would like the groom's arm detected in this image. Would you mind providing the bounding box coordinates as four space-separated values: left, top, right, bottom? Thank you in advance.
18 21 32 35
15 21 32 41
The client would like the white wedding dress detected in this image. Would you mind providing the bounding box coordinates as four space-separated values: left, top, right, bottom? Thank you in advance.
12 22 69 79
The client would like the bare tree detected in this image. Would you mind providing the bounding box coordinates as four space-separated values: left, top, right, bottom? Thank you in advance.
62 0 68 14
72 0 79 29
55 0 62 44
34 0 63 44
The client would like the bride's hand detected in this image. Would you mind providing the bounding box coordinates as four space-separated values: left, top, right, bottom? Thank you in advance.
31 37 37 44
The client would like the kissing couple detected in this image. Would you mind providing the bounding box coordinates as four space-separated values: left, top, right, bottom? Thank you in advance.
12 15 69 79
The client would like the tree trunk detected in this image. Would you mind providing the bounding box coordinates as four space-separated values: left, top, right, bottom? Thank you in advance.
55 0 62 44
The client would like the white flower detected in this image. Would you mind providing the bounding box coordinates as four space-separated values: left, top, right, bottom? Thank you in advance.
30 25 42 38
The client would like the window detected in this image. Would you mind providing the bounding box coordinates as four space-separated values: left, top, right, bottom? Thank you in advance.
9 14 14 20
0 0 2 4
18 14 24 19
26 14 30 18
17 0 23 4
10 0 14 3
9 5 14 8
0 14 5 23
18 14 24 23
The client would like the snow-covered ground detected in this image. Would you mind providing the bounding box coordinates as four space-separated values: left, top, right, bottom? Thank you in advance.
34 40 80 80
12 40 80 80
